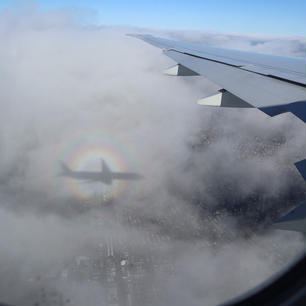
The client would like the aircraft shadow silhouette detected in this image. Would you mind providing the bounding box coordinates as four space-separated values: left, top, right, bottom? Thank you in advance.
59 159 143 185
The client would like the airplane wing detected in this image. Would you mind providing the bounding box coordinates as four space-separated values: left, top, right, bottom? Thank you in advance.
129 34 305 122
129 34 306 232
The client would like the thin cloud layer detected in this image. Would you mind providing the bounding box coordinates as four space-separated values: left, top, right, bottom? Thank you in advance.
0 6 305 306
141 28 306 57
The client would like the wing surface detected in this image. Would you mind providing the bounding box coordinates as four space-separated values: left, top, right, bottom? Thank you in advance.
129 34 305 120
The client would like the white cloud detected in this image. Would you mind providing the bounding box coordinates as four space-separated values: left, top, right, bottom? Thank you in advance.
0 6 305 306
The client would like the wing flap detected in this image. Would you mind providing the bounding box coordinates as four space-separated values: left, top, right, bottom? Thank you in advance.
240 64 305 85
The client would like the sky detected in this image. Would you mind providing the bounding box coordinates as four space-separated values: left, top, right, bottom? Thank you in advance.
0 0 306 36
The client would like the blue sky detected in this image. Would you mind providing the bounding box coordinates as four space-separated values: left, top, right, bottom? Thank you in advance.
0 0 306 36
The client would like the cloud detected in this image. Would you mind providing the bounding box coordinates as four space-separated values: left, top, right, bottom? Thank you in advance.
0 6 305 306
144 29 306 57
